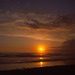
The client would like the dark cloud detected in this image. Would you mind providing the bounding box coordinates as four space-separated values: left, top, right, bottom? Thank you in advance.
0 12 75 41
0 15 16 24
17 14 75 31
52 39 75 65
59 39 75 55
63 39 75 49
59 39 75 65
55 14 75 25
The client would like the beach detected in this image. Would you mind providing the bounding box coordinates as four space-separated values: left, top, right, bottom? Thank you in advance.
0 65 75 75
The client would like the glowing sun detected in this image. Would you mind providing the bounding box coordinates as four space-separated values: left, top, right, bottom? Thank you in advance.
40 48 43 51
38 46 45 53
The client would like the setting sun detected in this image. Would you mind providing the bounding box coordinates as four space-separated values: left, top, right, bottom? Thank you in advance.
38 46 45 53
40 48 43 51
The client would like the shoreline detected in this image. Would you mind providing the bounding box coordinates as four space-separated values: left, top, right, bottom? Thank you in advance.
0 65 75 74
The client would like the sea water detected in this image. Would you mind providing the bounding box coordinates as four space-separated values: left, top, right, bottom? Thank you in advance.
0 53 75 70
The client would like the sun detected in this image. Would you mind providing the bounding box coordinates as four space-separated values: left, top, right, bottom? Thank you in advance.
39 47 44 52
38 46 45 53
40 48 43 51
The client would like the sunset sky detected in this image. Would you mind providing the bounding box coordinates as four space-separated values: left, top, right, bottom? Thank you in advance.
0 0 75 53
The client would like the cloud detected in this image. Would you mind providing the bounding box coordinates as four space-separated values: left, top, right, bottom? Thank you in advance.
62 39 75 50
15 13 75 33
0 12 75 42
58 39 75 64
0 14 16 24
56 39 75 55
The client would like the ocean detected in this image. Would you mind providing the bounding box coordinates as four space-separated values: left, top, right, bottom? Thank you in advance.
0 53 75 70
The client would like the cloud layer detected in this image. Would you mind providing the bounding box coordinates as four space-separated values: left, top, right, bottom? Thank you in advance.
0 11 75 42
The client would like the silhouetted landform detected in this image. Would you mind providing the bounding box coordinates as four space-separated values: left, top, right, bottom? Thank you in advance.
0 65 75 75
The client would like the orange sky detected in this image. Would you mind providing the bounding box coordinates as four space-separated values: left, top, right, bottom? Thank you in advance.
0 11 75 53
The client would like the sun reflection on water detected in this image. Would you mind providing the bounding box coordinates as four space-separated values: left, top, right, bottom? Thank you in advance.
39 57 44 67
40 62 43 67
40 57 43 59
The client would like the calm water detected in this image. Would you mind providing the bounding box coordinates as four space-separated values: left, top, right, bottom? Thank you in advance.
0 53 75 70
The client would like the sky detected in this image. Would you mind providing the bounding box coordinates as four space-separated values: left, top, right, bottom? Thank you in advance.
0 0 75 53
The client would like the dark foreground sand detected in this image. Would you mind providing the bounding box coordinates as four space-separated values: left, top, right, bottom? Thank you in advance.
0 65 75 75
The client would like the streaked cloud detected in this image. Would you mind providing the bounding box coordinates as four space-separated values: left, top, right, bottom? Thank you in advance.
0 11 75 42
58 39 75 56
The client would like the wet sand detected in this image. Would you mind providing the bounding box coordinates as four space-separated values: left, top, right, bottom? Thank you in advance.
0 65 75 75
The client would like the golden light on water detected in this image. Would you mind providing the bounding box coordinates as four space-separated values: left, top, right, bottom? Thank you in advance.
40 62 43 67
40 62 43 65
37 45 46 67
39 57 44 67
40 57 43 59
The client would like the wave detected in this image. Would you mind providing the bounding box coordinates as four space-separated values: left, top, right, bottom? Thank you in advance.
0 53 60 57
0 53 74 57
0 57 75 64
0 53 75 64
